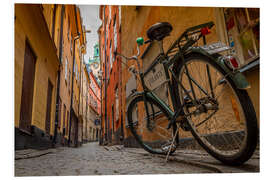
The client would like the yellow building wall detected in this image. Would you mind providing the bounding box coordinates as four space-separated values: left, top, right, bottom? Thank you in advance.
15 5 59 135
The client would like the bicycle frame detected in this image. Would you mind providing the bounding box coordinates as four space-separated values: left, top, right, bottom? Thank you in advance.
138 41 190 123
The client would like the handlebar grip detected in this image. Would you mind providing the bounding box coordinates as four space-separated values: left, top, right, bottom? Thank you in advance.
144 39 152 44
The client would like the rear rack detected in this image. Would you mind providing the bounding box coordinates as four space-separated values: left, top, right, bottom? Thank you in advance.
165 21 214 57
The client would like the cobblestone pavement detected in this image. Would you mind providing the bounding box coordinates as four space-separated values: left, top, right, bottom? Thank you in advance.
15 142 259 176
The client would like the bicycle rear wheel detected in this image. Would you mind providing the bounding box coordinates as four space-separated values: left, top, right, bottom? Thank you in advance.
173 53 258 165
127 95 177 154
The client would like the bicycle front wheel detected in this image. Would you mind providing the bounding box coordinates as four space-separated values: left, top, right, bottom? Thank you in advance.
127 95 177 154
173 53 258 165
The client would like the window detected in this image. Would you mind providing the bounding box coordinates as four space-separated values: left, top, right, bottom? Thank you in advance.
115 87 119 121
63 104 66 131
110 45 113 70
68 70 71 89
114 17 118 52
65 58 68 80
66 110 69 135
67 17 70 40
70 36 73 54
118 6 121 25
76 63 78 81
58 98 62 129
135 6 141 11
74 62 78 81
109 6 111 21
113 14 116 26
222 8 259 65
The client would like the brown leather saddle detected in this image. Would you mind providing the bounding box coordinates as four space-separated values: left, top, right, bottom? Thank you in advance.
147 22 173 41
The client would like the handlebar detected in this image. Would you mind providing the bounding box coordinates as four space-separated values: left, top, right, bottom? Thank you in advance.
114 43 141 61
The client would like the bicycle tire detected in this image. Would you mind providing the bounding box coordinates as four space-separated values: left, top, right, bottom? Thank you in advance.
127 95 177 155
172 53 258 165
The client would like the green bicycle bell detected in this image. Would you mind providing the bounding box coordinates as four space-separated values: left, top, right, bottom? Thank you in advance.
136 37 144 46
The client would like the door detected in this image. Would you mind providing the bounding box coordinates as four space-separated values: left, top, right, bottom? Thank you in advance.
45 80 53 135
19 41 36 132
74 116 78 146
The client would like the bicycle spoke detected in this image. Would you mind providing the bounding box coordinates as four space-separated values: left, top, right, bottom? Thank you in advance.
183 72 209 96
206 64 215 98
195 110 218 128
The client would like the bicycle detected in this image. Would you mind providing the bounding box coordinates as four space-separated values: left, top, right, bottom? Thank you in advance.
114 21 258 165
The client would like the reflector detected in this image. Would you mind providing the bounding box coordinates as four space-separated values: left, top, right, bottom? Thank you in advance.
229 57 239 69
201 27 211 35
224 55 240 70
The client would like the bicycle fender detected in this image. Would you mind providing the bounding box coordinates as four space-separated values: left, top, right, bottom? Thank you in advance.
125 91 145 112
184 48 251 90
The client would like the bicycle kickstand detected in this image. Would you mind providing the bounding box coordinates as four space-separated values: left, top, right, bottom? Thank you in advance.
165 123 180 162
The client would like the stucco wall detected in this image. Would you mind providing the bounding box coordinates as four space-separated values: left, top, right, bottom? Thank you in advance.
15 5 59 135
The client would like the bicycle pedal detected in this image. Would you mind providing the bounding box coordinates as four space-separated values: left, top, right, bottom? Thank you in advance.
161 142 176 153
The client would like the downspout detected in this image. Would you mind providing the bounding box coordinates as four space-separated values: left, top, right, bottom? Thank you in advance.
68 6 80 147
53 4 65 145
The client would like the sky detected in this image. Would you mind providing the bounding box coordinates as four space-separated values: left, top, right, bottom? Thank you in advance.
78 5 102 64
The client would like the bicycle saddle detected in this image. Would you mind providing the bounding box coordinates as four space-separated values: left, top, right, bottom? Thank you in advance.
147 22 173 41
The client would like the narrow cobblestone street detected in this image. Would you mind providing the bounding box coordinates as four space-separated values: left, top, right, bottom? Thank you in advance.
15 142 259 176
13 3 261 178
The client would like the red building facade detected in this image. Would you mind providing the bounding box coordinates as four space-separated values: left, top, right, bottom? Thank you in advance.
88 71 101 115
98 5 123 145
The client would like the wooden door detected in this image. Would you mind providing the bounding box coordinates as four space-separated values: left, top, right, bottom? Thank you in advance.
19 41 36 132
45 80 53 135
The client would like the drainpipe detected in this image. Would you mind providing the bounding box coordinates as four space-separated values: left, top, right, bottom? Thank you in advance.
78 46 82 145
68 6 80 147
53 4 65 145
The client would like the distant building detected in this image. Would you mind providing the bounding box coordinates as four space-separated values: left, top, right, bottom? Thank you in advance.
99 5 123 145
82 63 101 143
88 43 101 84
